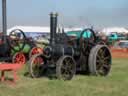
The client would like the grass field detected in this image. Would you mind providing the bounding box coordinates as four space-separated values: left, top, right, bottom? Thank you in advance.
0 58 128 96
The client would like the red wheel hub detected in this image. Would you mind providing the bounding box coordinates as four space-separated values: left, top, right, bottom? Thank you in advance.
13 52 26 64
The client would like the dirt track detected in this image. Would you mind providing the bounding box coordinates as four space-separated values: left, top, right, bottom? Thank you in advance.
111 48 128 58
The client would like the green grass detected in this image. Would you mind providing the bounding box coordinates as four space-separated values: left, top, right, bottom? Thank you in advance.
0 58 128 96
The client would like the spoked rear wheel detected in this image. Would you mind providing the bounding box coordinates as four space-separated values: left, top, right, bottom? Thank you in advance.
56 55 76 80
29 53 44 78
89 45 112 76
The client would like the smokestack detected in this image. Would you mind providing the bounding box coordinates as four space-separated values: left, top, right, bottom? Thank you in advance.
2 0 7 43
50 12 58 45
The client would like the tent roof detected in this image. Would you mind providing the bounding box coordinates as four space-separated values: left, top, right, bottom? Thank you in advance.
101 27 128 35
7 26 50 34
7 26 83 34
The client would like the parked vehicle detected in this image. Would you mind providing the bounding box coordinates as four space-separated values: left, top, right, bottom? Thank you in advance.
108 32 126 40
113 40 128 48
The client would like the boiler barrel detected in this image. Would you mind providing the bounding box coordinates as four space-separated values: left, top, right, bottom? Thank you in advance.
44 45 74 57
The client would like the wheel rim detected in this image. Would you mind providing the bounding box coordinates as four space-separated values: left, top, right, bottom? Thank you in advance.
13 52 26 64
96 47 111 75
31 55 44 77
60 57 76 80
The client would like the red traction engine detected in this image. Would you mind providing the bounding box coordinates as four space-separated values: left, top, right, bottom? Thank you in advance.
0 0 43 64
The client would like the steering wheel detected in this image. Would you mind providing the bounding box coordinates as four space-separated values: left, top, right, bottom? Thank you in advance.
79 28 97 54
8 29 27 52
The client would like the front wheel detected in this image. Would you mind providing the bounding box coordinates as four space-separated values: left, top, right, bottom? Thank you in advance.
56 55 76 80
12 52 26 64
29 53 44 78
88 45 112 76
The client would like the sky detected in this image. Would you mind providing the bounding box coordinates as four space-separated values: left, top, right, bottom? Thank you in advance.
0 0 128 31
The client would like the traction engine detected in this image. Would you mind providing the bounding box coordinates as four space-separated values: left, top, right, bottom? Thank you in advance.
29 13 112 80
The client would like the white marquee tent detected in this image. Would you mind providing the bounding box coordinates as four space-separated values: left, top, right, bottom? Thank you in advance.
100 27 128 36
7 26 50 35
7 26 83 34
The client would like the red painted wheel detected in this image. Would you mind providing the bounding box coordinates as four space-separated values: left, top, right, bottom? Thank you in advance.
29 47 43 58
33 56 43 64
29 53 44 78
13 52 26 64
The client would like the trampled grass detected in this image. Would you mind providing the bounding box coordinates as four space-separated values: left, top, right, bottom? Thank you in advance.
0 58 128 96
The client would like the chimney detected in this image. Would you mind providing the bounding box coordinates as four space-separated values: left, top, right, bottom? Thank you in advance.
2 0 7 43
50 12 58 45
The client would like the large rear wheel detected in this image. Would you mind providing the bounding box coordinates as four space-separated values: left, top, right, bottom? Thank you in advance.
88 45 112 76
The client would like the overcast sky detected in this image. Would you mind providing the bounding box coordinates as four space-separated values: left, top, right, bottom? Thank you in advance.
0 0 128 31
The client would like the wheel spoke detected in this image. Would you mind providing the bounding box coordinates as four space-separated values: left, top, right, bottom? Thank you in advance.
98 49 106 59
103 56 110 61
33 63 41 76
103 63 110 69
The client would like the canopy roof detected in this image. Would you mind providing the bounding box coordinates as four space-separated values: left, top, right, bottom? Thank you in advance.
7 26 50 34
101 27 128 35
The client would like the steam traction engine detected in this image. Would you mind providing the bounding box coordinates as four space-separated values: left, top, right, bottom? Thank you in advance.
0 0 42 64
29 13 112 80
0 0 26 63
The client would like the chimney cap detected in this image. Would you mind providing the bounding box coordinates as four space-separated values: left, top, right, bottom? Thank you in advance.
50 12 58 17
